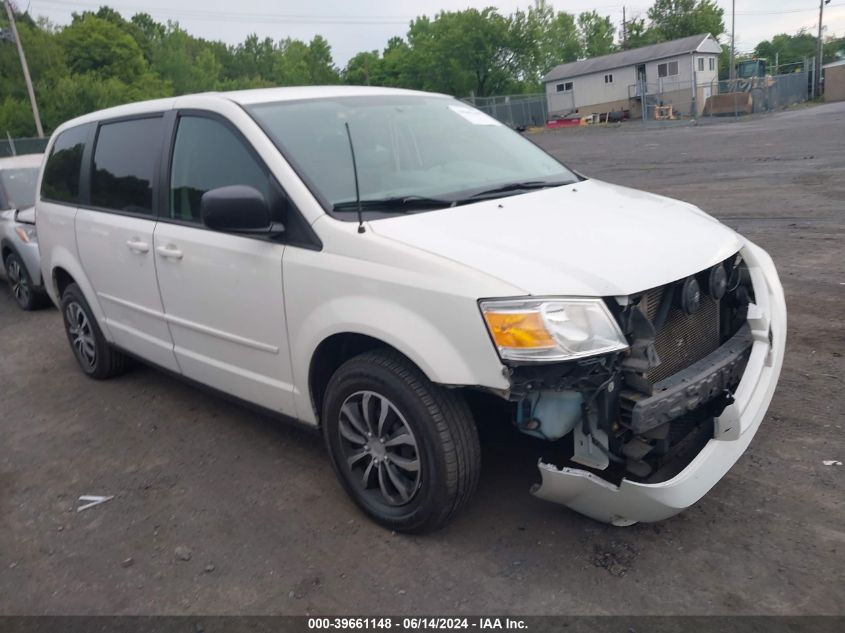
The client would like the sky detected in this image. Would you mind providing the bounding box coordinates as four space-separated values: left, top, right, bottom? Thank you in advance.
23 0 845 67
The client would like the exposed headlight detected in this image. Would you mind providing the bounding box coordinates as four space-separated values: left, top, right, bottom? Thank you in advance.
15 225 37 244
480 297 628 362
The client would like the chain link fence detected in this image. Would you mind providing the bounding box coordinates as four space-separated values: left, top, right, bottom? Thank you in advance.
632 72 811 122
0 136 49 158
701 71 811 118
462 94 548 129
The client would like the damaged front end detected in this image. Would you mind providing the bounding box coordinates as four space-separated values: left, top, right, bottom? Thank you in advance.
500 250 776 525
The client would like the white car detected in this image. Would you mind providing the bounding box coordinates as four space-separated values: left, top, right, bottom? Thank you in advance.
35 87 785 532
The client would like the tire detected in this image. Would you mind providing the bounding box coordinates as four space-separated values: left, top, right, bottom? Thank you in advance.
322 349 481 533
60 282 128 379
4 252 48 311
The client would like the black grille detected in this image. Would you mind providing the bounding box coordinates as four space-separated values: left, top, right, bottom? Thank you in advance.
639 287 721 384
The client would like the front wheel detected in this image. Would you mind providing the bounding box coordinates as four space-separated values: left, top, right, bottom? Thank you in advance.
322 350 481 533
4 252 47 311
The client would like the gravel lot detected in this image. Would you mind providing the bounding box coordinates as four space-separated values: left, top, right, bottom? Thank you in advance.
1 103 843 616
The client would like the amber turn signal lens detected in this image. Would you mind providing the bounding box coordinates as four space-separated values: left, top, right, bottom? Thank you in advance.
483 311 555 349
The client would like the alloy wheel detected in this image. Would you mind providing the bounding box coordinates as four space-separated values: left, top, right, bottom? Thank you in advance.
6 258 30 307
338 390 422 506
66 302 96 369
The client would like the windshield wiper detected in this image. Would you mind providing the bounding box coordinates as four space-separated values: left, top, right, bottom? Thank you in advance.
333 195 456 213
466 179 573 199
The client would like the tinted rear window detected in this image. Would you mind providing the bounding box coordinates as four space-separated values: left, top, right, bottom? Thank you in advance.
41 125 88 204
91 117 163 215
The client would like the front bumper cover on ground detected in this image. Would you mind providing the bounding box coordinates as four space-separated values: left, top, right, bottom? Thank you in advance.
531 241 786 525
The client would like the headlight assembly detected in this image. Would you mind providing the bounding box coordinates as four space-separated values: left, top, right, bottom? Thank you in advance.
15 225 37 244
480 297 628 362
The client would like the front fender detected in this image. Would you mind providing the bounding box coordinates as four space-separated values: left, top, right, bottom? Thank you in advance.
289 296 509 426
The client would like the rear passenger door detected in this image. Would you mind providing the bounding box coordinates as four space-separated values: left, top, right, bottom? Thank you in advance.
152 112 295 414
75 115 179 372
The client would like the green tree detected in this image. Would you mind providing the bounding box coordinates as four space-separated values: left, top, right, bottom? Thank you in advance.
827 36 845 63
546 12 582 66
0 96 36 137
83 7 158 64
577 11 616 58
272 38 311 85
622 16 661 49
0 12 68 102
58 14 146 81
344 50 383 85
306 35 340 84
39 71 169 131
752 30 843 72
405 9 517 96
230 34 276 81
379 37 417 88
646 0 724 41
509 4 581 85
152 24 221 94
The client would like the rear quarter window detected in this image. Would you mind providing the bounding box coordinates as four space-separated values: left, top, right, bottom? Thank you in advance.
41 125 88 204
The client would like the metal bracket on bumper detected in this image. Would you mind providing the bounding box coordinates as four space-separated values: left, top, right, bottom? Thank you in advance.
630 324 752 434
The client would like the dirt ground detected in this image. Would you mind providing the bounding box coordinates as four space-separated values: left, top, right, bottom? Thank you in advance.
1 103 843 616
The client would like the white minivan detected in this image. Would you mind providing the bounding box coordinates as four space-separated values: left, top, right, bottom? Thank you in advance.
36 87 785 532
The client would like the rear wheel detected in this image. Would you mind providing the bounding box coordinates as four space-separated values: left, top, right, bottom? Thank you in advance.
322 349 481 533
60 283 128 379
4 252 47 311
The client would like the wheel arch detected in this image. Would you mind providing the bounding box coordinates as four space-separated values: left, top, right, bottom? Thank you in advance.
308 332 425 426
1 237 18 262
53 266 75 298
46 251 111 340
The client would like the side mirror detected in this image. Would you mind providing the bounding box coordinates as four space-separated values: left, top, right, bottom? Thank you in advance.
200 185 283 235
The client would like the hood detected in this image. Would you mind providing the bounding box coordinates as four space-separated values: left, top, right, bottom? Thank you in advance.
369 179 742 297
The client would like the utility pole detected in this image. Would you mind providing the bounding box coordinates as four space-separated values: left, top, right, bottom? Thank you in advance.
622 7 627 47
3 1 43 138
729 0 736 80
817 0 830 99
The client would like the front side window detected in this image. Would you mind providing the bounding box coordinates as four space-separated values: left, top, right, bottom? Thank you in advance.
169 116 271 223
698 57 705 71
556 81 573 92
0 167 39 210
604 74 613 84
91 117 163 215
709 57 715 71
41 125 88 204
247 95 577 219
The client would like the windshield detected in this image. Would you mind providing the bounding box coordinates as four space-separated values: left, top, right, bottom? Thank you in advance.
247 95 577 218
0 167 39 210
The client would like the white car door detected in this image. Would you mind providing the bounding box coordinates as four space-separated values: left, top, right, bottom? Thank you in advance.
152 113 296 414
75 115 179 372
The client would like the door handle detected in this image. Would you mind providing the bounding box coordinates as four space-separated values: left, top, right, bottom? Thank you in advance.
156 244 184 260
126 238 150 253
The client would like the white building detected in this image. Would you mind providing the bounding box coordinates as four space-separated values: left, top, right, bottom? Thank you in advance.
543 33 722 119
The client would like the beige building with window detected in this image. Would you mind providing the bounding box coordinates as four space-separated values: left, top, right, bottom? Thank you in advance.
544 34 722 119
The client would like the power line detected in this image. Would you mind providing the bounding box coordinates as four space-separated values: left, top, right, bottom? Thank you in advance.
734 3 844 15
